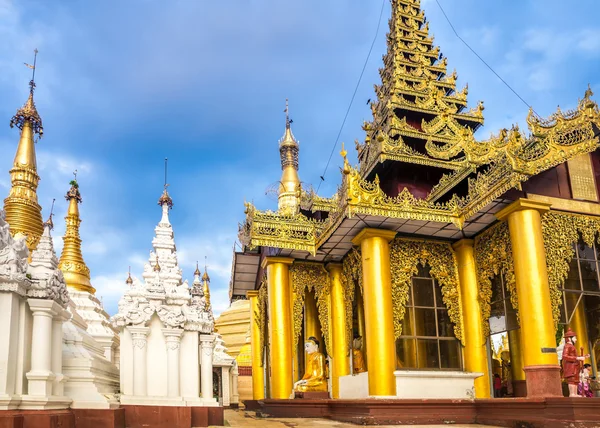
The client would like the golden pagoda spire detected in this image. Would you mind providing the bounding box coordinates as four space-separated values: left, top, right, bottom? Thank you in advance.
3 49 45 251
277 99 301 214
202 256 211 309
58 172 95 294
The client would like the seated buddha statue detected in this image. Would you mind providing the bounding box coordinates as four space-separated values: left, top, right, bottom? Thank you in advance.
293 337 327 393
352 336 366 374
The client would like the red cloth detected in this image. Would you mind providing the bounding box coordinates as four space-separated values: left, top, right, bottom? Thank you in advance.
494 377 502 389
561 342 580 384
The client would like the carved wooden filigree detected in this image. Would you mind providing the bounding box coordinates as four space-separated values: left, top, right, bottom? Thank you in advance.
341 248 362 351
474 221 516 337
290 262 331 354
389 238 463 343
257 274 268 367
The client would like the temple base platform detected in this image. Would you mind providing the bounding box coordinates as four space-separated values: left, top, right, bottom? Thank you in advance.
0 405 224 428
256 397 600 427
294 391 330 399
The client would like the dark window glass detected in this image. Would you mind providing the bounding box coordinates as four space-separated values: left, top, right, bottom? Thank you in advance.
577 243 595 260
414 308 437 336
401 308 414 336
437 310 454 337
416 264 431 278
580 260 599 292
396 338 416 369
564 292 582 323
413 278 435 307
434 283 444 307
439 340 461 369
417 339 439 369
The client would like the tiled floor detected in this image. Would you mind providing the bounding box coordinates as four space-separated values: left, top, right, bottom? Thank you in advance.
219 409 499 427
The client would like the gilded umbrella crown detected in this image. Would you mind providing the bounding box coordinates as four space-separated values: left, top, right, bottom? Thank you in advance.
194 261 201 277
153 255 161 272
10 80 43 138
158 186 173 209
65 179 82 203
125 266 133 285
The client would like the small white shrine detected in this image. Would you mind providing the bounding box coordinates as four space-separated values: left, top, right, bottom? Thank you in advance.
212 334 239 407
111 188 216 407
0 212 71 410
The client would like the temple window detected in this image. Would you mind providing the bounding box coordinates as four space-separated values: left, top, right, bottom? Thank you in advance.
395 265 462 370
489 273 518 335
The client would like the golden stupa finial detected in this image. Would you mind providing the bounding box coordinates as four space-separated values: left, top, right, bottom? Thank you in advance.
153 255 161 272
126 266 133 285
194 260 201 277
277 99 301 214
202 256 211 306
4 49 45 251
158 158 174 209
43 198 56 230
58 174 95 294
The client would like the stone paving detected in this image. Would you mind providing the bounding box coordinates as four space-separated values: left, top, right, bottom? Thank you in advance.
218 409 499 427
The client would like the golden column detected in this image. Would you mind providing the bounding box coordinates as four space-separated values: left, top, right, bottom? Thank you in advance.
4 78 44 251
58 179 96 294
352 228 397 397
567 295 592 365
453 239 491 398
246 290 265 400
497 199 562 397
327 263 350 398
508 329 526 397
262 257 294 399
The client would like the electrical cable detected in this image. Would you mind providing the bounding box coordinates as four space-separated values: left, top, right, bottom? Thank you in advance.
434 0 538 115
315 0 386 193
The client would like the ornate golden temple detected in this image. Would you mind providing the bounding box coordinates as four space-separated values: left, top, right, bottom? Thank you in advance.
230 0 600 402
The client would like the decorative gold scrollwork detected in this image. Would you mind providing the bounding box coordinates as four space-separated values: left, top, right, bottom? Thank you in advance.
389 238 463 343
290 262 331 354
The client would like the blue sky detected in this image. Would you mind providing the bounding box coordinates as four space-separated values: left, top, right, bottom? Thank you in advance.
1 0 599 317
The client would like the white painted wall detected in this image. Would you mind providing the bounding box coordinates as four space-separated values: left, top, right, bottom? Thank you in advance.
146 315 168 397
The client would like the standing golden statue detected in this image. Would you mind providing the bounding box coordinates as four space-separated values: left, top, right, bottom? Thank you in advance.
352 336 367 374
293 337 327 393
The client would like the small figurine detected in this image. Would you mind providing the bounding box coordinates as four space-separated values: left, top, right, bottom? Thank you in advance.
352 336 367 374
562 328 590 397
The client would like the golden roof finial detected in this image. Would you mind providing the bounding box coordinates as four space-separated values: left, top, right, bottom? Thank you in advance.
153 255 161 272
126 266 133 285
194 260 201 277
58 175 95 294
278 99 301 214
340 142 350 175
202 256 211 307
3 49 44 251
158 158 174 208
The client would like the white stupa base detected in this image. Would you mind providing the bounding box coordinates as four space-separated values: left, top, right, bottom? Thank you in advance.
0 395 22 410
19 395 72 410
339 372 369 399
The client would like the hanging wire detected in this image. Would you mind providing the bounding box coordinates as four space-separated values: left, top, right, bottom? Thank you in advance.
316 0 387 193
434 0 538 116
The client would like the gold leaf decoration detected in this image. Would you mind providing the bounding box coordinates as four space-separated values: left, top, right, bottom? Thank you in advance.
541 211 600 330
257 274 268 367
289 262 331 354
341 248 362 352
389 238 463 343
474 221 516 337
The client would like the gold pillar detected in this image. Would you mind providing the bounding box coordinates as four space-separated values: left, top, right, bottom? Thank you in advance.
327 263 350 399
453 239 491 398
356 293 367 366
508 329 525 381
262 257 294 399
352 228 397 397
497 199 561 397
304 289 323 356
247 290 265 400
567 295 592 365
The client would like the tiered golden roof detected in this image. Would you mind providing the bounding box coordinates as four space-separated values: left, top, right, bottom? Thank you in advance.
3 76 45 251
357 0 484 179
238 0 600 256
58 179 96 294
